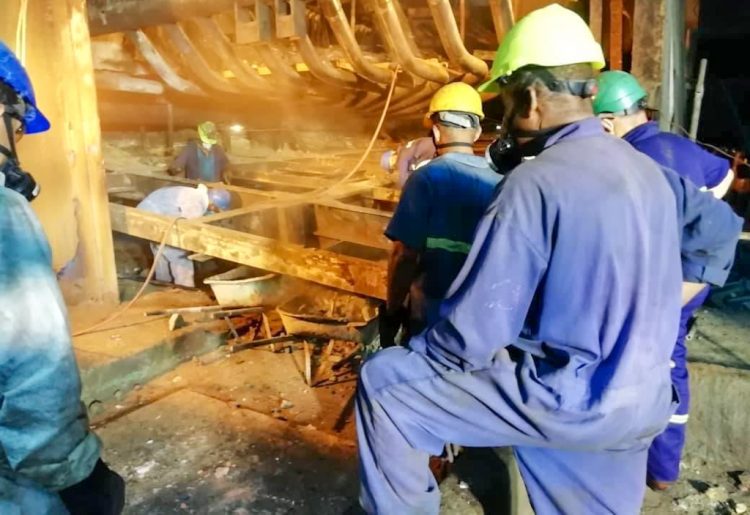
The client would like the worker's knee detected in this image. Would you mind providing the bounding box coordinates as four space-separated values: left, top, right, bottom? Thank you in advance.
359 346 411 394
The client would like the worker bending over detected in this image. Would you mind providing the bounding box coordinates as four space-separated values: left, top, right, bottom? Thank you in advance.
381 82 501 346
355 5 742 514
169 121 230 183
594 70 735 491
137 184 231 287
0 42 125 513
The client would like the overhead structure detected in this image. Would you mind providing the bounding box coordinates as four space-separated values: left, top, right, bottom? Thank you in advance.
86 0 513 125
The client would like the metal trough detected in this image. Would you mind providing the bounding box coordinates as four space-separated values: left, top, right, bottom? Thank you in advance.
204 266 281 307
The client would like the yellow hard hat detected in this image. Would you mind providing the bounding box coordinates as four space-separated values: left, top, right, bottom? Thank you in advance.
427 82 485 119
198 121 218 145
478 4 605 93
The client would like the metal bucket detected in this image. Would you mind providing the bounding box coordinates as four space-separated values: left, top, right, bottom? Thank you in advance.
277 293 378 344
204 266 281 307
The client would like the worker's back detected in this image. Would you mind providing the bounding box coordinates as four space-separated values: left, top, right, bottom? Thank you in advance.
137 186 208 219
623 121 729 189
386 153 501 325
426 121 686 448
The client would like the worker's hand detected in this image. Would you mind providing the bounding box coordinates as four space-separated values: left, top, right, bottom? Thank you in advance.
378 304 407 349
58 459 125 515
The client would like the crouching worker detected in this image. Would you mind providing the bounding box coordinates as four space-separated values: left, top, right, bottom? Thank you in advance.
594 70 736 491
0 42 125 514
137 184 231 287
380 82 501 347
355 5 741 514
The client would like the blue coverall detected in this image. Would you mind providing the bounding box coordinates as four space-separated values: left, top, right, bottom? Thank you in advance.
0 188 101 513
623 121 732 484
356 118 742 514
385 152 501 329
137 185 210 287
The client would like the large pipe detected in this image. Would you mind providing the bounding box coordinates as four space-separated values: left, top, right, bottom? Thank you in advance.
88 0 252 36
369 0 450 83
127 30 204 95
427 0 488 80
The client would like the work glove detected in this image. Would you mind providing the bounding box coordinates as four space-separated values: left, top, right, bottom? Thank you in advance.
58 459 126 515
378 304 408 349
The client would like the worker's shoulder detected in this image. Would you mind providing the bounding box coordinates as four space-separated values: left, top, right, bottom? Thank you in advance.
418 153 498 181
0 188 52 267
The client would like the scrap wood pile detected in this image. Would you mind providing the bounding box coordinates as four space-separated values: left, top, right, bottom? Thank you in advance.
144 286 377 387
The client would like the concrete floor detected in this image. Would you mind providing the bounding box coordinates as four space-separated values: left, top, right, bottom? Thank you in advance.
72 275 750 514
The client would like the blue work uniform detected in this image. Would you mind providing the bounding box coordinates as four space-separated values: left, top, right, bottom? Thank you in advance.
356 119 741 514
623 121 732 484
170 140 229 183
137 186 209 287
384 153 501 329
0 188 101 512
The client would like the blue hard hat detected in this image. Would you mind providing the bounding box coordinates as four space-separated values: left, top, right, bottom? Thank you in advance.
0 41 50 134
208 188 232 211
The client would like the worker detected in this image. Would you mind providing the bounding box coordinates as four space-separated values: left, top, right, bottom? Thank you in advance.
137 184 231 287
168 121 230 183
0 42 125 513
593 70 736 492
380 82 501 347
354 5 742 514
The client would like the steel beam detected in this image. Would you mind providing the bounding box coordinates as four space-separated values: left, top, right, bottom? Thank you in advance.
88 0 253 36
314 202 392 250
110 204 387 298
127 30 204 95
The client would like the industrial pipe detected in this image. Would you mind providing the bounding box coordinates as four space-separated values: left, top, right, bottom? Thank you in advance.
427 0 488 80
369 0 450 83
88 0 253 36
127 30 204 95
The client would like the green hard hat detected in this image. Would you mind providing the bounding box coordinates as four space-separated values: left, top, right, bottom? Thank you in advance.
593 71 648 115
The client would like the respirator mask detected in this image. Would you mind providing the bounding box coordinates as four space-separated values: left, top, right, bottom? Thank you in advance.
1 100 39 201
486 67 597 175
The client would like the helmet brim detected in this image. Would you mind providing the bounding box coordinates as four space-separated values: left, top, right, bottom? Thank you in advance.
24 107 50 134
477 78 500 94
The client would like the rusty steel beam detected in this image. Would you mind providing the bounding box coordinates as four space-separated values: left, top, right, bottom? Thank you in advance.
608 0 624 70
110 203 387 298
427 0 488 82
298 35 359 87
88 0 253 36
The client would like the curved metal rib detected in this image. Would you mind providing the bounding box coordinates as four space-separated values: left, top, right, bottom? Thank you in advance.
427 0 488 80
319 0 393 85
128 30 204 95
157 24 244 94
369 0 450 84
184 18 275 92
488 0 515 43
297 35 359 87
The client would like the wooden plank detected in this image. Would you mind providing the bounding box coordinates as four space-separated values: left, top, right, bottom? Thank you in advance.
110 204 387 298
314 202 392 250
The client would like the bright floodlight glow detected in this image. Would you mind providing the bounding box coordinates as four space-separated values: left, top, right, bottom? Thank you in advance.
230 124 244 133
